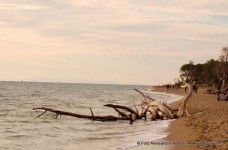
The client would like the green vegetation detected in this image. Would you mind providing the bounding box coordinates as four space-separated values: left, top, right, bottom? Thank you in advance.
179 47 228 87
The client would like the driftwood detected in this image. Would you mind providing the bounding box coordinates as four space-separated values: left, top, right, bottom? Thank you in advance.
134 89 155 102
33 104 149 124
148 108 159 121
33 107 129 121
104 104 140 118
134 74 193 119
135 88 176 119
33 75 193 123
177 75 193 117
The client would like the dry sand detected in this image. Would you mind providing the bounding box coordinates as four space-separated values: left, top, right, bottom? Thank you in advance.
129 87 228 150
157 87 228 150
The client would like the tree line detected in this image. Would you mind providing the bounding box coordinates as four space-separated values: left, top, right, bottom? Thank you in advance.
178 47 228 87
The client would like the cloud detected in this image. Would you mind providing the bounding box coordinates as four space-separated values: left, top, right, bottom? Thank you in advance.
0 3 51 10
0 0 228 58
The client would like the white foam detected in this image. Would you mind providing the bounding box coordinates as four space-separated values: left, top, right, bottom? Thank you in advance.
112 91 183 150
142 90 184 104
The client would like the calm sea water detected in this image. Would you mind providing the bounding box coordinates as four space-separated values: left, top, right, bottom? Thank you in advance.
0 81 182 150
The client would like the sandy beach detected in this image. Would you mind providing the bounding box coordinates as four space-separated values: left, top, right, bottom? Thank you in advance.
130 87 228 150
161 87 228 150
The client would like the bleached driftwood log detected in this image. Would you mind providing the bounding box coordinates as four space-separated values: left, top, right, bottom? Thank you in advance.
134 89 176 119
177 75 194 117
134 74 193 119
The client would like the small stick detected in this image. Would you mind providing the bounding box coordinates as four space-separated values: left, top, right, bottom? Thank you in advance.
37 110 47 118
129 114 136 125
90 108 94 119
163 102 174 113
113 108 127 117
134 89 155 101
54 113 60 119
139 106 149 119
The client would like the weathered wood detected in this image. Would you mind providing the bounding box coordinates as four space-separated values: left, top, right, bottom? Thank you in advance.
139 106 149 119
129 114 136 125
186 108 191 116
177 75 193 117
134 89 155 101
113 108 128 117
163 102 177 113
37 110 47 118
134 88 175 119
163 102 173 112
147 101 174 119
104 104 140 118
133 100 139 114
90 108 94 119
148 108 159 121
33 107 128 121
136 75 193 119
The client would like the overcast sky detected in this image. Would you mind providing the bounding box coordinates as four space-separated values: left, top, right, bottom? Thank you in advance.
0 0 227 85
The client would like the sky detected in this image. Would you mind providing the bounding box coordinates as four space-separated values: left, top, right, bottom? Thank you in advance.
0 0 228 85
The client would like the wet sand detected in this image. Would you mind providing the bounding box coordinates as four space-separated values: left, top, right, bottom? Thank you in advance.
129 87 228 150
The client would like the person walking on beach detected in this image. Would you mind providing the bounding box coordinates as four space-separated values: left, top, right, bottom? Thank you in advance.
217 77 222 101
192 84 198 94
224 87 228 101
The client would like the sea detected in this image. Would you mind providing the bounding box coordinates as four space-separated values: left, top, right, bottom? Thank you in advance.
0 81 183 150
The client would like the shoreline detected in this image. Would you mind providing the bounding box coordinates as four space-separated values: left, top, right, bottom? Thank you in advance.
127 88 184 150
155 87 228 150
129 87 228 150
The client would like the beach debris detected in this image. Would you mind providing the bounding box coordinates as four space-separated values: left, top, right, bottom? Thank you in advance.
33 107 129 121
33 104 149 124
177 75 194 117
33 75 193 123
136 74 194 119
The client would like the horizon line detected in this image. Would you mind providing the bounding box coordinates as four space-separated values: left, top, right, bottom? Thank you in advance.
0 80 155 87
